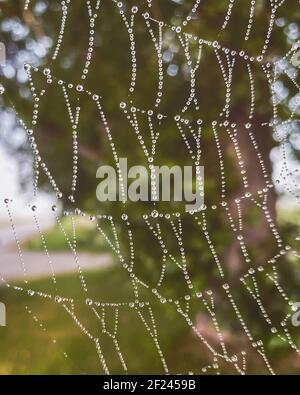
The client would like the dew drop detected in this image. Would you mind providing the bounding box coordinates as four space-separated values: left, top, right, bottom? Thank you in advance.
151 210 158 218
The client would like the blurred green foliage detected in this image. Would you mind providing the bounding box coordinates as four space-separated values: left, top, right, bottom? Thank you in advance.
23 216 108 252
1 0 300 374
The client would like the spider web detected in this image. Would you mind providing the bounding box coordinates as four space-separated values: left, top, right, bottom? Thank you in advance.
1 0 300 374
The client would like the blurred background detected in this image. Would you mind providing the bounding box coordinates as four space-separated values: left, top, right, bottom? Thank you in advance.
0 0 300 374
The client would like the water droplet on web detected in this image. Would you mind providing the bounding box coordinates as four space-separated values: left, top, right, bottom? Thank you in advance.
151 210 158 218
86 298 93 306
43 68 51 76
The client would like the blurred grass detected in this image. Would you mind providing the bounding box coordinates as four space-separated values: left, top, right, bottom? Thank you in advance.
1 266 300 374
4 209 300 374
23 217 108 253
23 208 300 254
0 266 204 375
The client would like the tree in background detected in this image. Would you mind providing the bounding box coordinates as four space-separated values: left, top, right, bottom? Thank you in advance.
1 0 300 373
